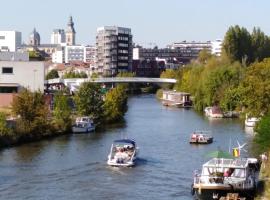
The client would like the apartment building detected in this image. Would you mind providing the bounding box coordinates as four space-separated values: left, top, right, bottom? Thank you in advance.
0 31 22 52
96 26 132 76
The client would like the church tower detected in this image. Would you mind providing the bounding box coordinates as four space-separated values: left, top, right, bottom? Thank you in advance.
65 16 76 45
29 28 40 46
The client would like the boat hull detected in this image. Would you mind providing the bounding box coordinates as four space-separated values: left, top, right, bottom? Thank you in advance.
72 126 95 133
107 159 135 167
190 138 213 144
193 187 256 200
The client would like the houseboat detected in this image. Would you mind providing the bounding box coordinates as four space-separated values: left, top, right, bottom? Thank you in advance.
162 90 192 107
191 158 259 200
107 139 138 167
204 106 223 118
190 131 213 144
72 116 95 133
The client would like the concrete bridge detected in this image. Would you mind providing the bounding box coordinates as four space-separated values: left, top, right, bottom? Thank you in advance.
45 77 177 91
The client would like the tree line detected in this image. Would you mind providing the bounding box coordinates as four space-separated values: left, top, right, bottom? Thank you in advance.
0 83 128 147
160 25 270 154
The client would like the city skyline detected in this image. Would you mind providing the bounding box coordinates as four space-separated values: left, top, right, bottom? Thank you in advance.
1 0 269 47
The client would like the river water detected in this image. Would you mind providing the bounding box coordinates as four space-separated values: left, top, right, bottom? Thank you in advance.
0 95 254 200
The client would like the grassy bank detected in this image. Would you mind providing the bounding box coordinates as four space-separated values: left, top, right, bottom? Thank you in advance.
256 153 270 200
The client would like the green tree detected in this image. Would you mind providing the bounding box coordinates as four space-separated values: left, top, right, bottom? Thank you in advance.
52 92 72 132
116 72 135 77
63 71 88 78
223 25 252 64
74 82 103 123
240 58 270 116
254 114 270 153
11 89 49 135
198 49 213 64
0 112 11 136
46 69 59 80
103 85 128 123
251 27 270 62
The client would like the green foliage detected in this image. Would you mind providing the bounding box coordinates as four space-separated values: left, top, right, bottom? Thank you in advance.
11 89 49 135
52 92 72 132
223 25 252 64
63 70 88 79
223 25 270 64
46 69 59 80
160 69 177 79
0 112 11 136
198 49 213 64
74 82 104 123
254 114 270 153
117 72 135 77
240 58 270 116
103 85 128 123
91 72 99 79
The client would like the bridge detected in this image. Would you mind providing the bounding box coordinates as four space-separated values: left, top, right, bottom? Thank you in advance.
45 77 177 91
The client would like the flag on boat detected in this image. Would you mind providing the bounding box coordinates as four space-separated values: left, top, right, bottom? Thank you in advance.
232 148 240 157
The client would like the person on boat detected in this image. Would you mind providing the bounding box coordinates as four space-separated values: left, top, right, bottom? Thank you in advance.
224 168 234 177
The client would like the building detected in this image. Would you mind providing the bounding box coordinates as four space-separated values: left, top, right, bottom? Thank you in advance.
0 31 22 52
168 41 212 59
0 61 44 107
66 16 76 46
28 28 40 46
52 46 65 63
0 52 29 61
211 39 223 56
65 45 85 63
96 26 132 76
51 29 65 44
84 45 96 66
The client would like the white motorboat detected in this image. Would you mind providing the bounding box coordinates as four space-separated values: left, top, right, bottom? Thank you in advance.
72 116 95 133
190 131 213 144
245 117 259 127
191 158 259 200
107 139 138 167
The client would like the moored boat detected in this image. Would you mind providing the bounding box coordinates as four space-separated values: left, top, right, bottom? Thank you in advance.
107 139 138 167
162 90 192 108
190 131 213 144
191 158 259 200
204 106 223 118
245 117 259 127
72 116 95 133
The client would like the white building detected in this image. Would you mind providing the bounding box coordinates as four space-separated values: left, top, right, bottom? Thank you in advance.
0 61 44 107
211 39 223 56
52 46 65 64
65 45 85 63
84 45 96 65
0 31 22 52
51 29 66 44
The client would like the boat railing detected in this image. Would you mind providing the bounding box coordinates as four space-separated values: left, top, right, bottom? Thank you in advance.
194 173 247 186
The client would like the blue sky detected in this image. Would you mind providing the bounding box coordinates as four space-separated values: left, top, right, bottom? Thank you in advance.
1 0 269 47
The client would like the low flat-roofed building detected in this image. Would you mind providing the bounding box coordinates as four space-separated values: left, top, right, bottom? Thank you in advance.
0 61 44 107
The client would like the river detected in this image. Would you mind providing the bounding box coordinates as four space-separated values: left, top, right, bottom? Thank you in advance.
0 94 254 200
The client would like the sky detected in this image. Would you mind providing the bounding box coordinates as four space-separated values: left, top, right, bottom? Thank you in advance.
1 0 269 47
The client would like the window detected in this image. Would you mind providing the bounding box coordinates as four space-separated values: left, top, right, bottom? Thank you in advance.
0 86 18 93
2 67 13 74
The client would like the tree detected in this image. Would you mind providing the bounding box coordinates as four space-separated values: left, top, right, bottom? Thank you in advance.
254 114 270 153
103 85 128 123
52 92 72 132
251 27 270 62
74 82 104 123
46 69 59 80
0 112 11 136
63 71 88 78
223 25 252 64
11 89 49 135
240 58 270 116
198 49 213 64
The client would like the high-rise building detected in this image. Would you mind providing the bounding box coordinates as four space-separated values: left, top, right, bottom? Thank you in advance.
0 31 22 52
65 16 76 45
51 29 65 44
96 26 132 76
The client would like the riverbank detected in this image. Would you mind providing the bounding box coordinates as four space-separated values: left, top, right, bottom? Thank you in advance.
256 153 270 200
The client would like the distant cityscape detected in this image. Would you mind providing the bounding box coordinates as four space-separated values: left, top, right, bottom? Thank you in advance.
0 16 222 107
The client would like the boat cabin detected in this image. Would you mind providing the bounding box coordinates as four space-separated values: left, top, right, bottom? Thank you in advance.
190 131 213 144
